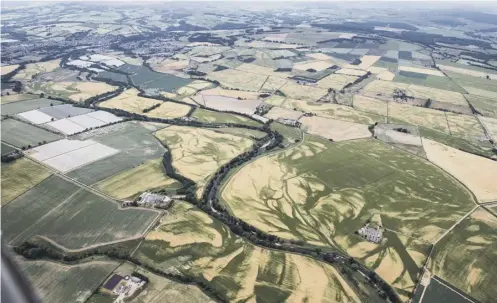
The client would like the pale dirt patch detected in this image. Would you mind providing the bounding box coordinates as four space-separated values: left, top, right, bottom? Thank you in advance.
96 158 177 199
335 68 368 77
279 82 328 102
13 59 61 80
317 74 358 90
292 60 334 72
399 66 445 77
446 113 486 141
299 115 371 141
100 88 190 118
206 68 267 91
389 102 449 133
423 138 497 202
438 64 497 79
1 64 19 75
236 63 291 78
353 95 388 116
479 116 497 141
264 106 304 120
358 56 381 70
463 87 497 99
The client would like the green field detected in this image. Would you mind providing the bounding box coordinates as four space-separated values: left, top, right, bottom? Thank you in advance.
68 122 166 185
420 277 479 303
445 71 497 93
191 108 262 127
1 119 62 148
0 98 63 115
429 208 497 303
15 258 119 303
2 175 160 249
0 93 40 104
466 94 497 117
220 135 475 299
393 74 466 93
1 157 51 206
270 121 303 147
211 127 267 140
134 201 381 302
1 142 15 155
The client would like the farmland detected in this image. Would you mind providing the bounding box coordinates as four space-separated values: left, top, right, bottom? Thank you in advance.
1 98 63 115
220 135 475 298
1 118 62 148
191 108 262 127
96 158 181 200
135 202 377 302
1 158 51 206
429 208 497 303
12 59 61 80
2 175 160 249
15 258 119 303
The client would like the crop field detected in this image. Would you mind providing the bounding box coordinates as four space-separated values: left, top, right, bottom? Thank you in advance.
148 58 190 74
12 59 61 80
316 74 358 91
1 158 51 206
352 95 388 117
1 119 62 148
1 64 19 75
299 116 372 141
16 258 119 303
278 82 328 102
193 94 261 115
293 60 335 72
479 116 497 141
259 76 288 92
67 122 166 185
1 98 63 115
423 139 497 202
154 126 253 197
100 88 190 119
122 64 192 93
135 202 369 303
2 175 160 249
398 66 444 77
35 81 117 102
236 63 291 78
37 104 94 119
466 94 497 117
206 68 268 91
445 113 486 142
191 108 261 127
438 64 497 80
429 208 497 303
444 72 497 94
393 74 466 93
263 106 304 121
96 158 180 200
374 123 422 146
220 136 476 298
198 87 262 100
282 99 385 125
0 93 39 104
388 102 450 133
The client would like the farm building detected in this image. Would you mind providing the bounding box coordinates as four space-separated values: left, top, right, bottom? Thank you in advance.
358 226 383 243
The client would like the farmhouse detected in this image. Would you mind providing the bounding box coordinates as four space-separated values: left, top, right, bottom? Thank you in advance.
358 226 383 243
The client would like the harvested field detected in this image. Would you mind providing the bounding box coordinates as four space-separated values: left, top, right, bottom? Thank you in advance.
2 175 160 249
398 66 445 77
423 139 497 202
1 158 51 206
192 108 261 127
263 106 304 121
1 64 19 75
100 88 190 119
0 93 39 104
259 76 288 92
199 87 261 100
193 94 261 115
154 126 253 197
1 98 63 115
388 102 450 133
283 99 384 124
16 258 119 303
28 139 119 173
96 158 180 200
463 87 497 100
445 113 486 142
353 95 388 116
135 202 369 302
279 82 328 102
1 119 62 148
293 60 334 72
43 81 117 102
264 95 286 106
206 68 267 91
148 58 190 74
377 70 396 81
336 68 368 77
317 74 359 90
68 121 167 185
236 63 290 78
13 59 61 80
357 55 381 69
429 208 497 303
299 116 371 141
479 116 497 141
438 64 497 80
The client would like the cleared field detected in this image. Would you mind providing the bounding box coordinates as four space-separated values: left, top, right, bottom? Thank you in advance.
1 64 19 75
2 175 160 249
357 55 381 69
429 208 497 303
1 158 51 206
283 99 384 125
148 58 190 74
299 116 371 141
264 95 286 106
68 122 167 185
191 108 262 127
317 74 359 90
100 88 190 119
16 258 119 303
0 93 39 104
279 82 328 102
1 119 62 148
1 98 63 115
221 136 475 297
13 59 60 80
193 94 261 116
154 126 253 197
135 202 368 303
96 158 180 200
398 66 445 77
206 68 267 91
423 139 497 202
264 106 304 121
353 95 388 116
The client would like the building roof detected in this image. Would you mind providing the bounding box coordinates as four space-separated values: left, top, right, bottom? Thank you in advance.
102 274 124 291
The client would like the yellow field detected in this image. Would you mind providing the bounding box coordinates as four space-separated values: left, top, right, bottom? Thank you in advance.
154 126 253 197
353 95 388 116
148 58 190 74
235 63 290 78
306 53 347 67
200 87 261 99
100 88 190 118
438 64 497 80
445 113 486 141
357 55 381 70
317 74 359 90
259 76 288 92
1 64 19 75
96 158 179 200
264 106 304 121
463 86 497 99
423 139 497 202
292 60 334 72
479 116 497 141
263 95 286 106
299 115 372 141
1 158 51 206
335 68 368 77
206 68 268 91
388 102 450 133
13 59 61 80
47 81 117 102
279 82 328 102
0 93 39 104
